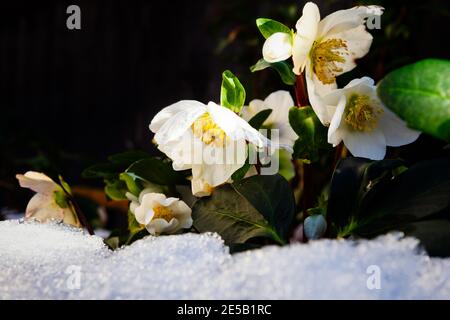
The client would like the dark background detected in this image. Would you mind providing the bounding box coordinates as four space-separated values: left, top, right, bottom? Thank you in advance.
0 0 449 210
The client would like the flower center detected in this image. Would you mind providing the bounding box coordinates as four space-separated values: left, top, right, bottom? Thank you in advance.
152 205 175 222
310 39 348 85
344 94 383 132
191 113 228 147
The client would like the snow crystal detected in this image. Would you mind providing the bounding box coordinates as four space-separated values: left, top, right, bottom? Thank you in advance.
0 220 449 299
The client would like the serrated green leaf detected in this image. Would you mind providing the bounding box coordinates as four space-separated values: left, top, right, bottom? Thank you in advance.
377 59 450 141
233 174 295 241
220 70 246 113
192 184 278 245
256 18 291 39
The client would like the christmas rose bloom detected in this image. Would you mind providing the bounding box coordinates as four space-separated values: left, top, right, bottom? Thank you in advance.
127 190 192 236
324 77 420 160
262 2 383 125
16 171 80 226
150 100 279 197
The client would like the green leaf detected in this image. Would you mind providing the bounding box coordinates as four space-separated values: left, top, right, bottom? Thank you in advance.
82 150 151 179
327 157 450 248
54 190 69 208
104 179 128 200
248 109 272 129
250 59 271 72
250 59 296 86
82 163 119 179
256 18 291 39
220 70 246 113
104 237 120 250
271 61 296 85
126 158 187 186
119 172 143 197
58 175 72 196
128 210 145 235
355 157 450 236
399 219 450 257
108 151 151 166
377 59 450 141
327 157 405 234
233 174 295 240
278 149 295 181
289 106 330 162
231 163 252 182
192 184 279 245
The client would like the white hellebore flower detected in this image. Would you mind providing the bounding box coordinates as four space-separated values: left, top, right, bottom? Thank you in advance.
262 2 383 124
16 171 80 226
150 100 275 197
325 77 420 160
242 90 298 150
128 190 192 236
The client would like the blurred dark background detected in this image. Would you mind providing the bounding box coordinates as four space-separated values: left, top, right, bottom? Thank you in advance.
0 0 449 212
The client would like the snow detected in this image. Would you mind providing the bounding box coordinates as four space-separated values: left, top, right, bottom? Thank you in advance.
0 220 449 299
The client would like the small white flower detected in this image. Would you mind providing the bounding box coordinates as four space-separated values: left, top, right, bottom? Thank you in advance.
324 77 420 160
150 100 277 197
262 2 383 125
16 171 80 226
128 190 192 236
242 90 298 150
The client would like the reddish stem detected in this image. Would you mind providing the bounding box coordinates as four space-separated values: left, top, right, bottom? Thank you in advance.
294 72 309 107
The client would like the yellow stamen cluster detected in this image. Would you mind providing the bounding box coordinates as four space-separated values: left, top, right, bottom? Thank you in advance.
192 113 228 147
153 205 175 222
344 94 383 132
310 39 348 84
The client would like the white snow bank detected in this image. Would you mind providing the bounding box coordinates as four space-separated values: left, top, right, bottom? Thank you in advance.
0 220 449 299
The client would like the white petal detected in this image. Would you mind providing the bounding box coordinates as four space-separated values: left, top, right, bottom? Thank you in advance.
378 104 421 147
25 194 65 222
263 90 295 124
242 99 265 121
152 101 206 145
192 139 247 187
322 25 373 76
327 94 347 146
16 172 58 195
157 197 179 207
318 5 384 38
168 199 192 218
343 128 387 160
150 100 206 132
191 177 214 197
262 32 293 63
207 102 269 148
157 130 197 171
292 2 320 74
305 60 336 125
343 76 375 89
146 218 174 235
135 193 166 224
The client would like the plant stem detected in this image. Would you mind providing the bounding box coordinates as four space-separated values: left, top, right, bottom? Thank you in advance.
294 72 309 107
293 72 314 211
70 195 95 235
60 184 95 235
